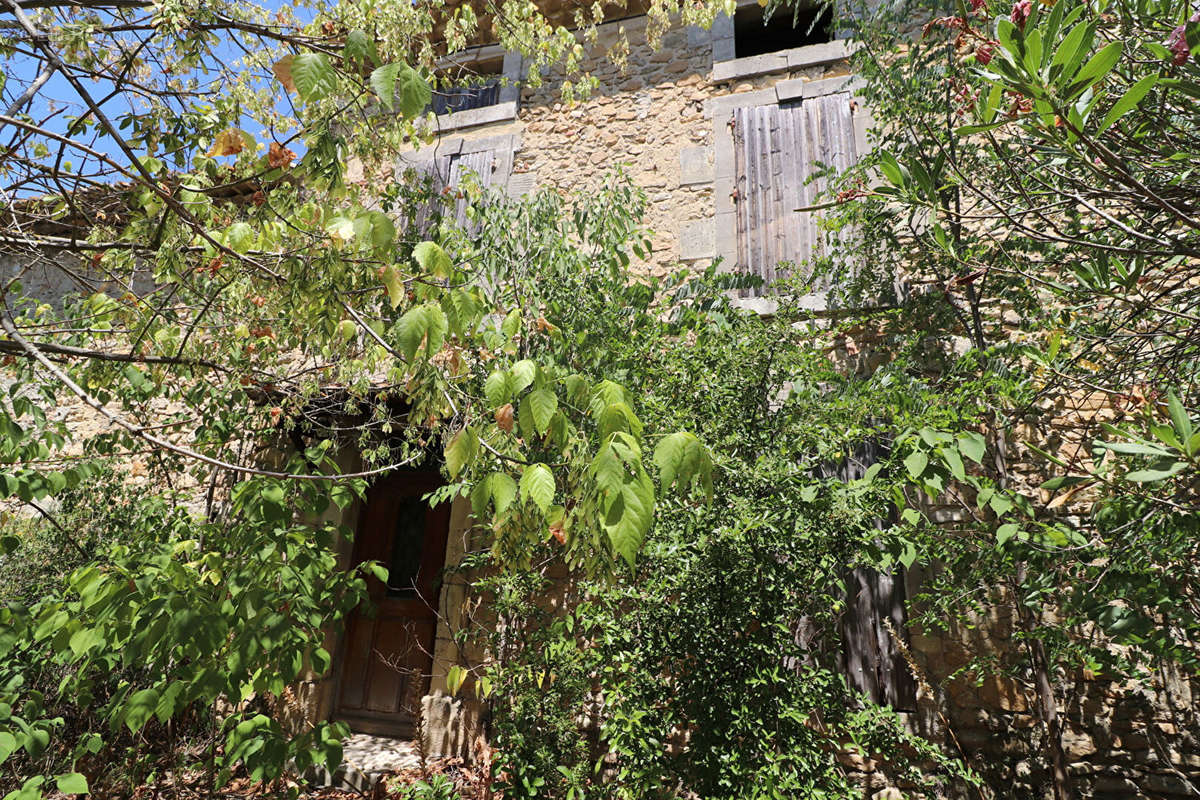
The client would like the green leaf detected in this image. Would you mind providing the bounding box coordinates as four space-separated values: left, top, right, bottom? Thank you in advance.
370 63 401 111
413 241 453 278
68 628 103 658
343 29 375 67
1097 75 1156 133
225 222 254 254
956 431 986 464
366 212 395 253
55 773 89 795
1066 40 1122 94
904 450 928 479
1167 390 1193 443
291 53 337 102
489 472 517 514
397 304 432 362
1125 462 1187 483
877 151 903 187
602 469 655 568
393 63 433 118
7 776 44 800
996 523 1020 546
0 731 16 762
1050 22 1091 70
519 464 555 514
484 370 511 408
510 360 537 393
500 308 521 339
444 427 478 479
445 665 467 697
370 63 431 117
653 431 711 499
1040 475 1091 490
527 389 558 435
124 688 159 733
941 446 966 481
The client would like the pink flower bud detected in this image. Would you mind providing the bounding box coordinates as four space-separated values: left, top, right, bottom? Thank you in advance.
1166 24 1189 66
1011 0 1032 28
977 40 997 65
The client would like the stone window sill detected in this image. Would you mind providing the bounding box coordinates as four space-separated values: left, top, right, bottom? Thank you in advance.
422 100 519 134
711 39 857 83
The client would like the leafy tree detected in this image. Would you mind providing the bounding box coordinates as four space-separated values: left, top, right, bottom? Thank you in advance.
829 0 1200 794
0 0 717 793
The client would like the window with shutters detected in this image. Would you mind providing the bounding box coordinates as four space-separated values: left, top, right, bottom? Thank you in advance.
731 90 863 298
395 134 518 238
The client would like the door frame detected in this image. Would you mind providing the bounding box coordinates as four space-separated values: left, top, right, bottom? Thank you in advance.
330 468 451 737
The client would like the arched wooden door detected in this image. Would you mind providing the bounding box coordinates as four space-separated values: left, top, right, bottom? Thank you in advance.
334 470 450 737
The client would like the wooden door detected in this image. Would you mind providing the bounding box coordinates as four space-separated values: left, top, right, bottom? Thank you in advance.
335 470 450 737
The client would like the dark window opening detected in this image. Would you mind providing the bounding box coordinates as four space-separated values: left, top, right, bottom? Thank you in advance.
385 495 427 596
431 56 504 115
733 3 832 58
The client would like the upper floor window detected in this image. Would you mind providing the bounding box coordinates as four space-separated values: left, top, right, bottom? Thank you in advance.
711 0 853 82
733 3 832 58
431 55 504 116
423 48 523 133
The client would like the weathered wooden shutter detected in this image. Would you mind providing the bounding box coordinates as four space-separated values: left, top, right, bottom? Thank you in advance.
400 148 498 235
732 92 860 296
822 438 918 711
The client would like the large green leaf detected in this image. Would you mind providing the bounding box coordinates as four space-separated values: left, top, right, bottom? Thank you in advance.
55 773 89 795
484 370 512 408
489 472 517 514
527 389 558 436
602 468 655 568
124 688 160 733
413 241 453 278
519 464 555 514
370 62 431 117
1065 40 1122 96
1097 75 1156 132
290 53 337 102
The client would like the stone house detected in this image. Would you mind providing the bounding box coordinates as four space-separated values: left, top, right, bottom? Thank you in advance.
5 1 1199 795
305 0 891 759
300 4 1200 798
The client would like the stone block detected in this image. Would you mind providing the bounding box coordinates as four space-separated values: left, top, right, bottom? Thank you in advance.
678 146 714 185
506 172 537 198
786 39 855 69
712 52 788 82
803 74 855 98
679 219 716 261
422 692 487 762
775 77 807 102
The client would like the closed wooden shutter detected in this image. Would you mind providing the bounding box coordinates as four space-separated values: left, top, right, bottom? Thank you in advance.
821 438 918 711
401 148 498 235
732 92 860 296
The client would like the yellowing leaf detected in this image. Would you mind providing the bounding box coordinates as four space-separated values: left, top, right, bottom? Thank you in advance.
381 265 404 309
273 55 296 93
206 128 246 157
444 426 478 479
